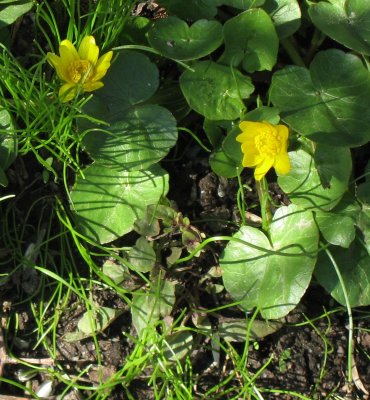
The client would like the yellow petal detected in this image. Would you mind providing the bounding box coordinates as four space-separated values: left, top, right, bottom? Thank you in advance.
239 121 271 139
276 124 289 142
274 152 291 175
254 157 274 181
59 39 79 63
78 36 99 64
47 53 69 82
83 81 104 92
59 82 77 102
241 143 261 167
91 51 113 81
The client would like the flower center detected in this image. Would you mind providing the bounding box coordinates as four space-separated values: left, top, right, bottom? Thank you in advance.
255 127 282 157
68 60 93 83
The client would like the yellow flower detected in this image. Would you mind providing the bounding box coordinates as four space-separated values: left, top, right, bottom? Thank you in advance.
47 36 113 102
236 120 290 181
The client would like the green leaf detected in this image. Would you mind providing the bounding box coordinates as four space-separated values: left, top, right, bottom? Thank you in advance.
222 126 243 164
162 331 193 363
128 237 156 273
70 164 169 244
156 0 219 20
220 0 265 9
217 318 282 342
82 104 177 171
180 61 254 120
0 0 33 28
147 17 223 61
315 212 355 248
0 108 17 170
219 9 278 73
315 239 370 307
244 106 280 124
119 16 151 46
314 193 360 248
102 259 129 285
209 149 240 178
278 146 352 211
203 119 233 149
263 0 301 38
309 0 370 56
270 49 370 147
94 51 159 116
132 279 176 336
220 204 319 319
63 307 121 342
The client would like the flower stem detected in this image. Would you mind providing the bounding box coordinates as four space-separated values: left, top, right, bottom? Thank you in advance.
256 178 272 234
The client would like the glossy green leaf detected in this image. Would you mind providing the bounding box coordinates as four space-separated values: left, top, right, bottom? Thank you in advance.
278 146 352 211
156 0 219 20
219 9 278 72
132 279 176 336
314 193 360 248
315 239 370 307
315 212 355 248
162 331 193 363
93 51 159 116
309 0 370 55
180 61 254 120
263 0 301 38
220 0 265 9
70 164 169 244
147 17 223 61
0 0 33 28
82 104 177 171
222 126 243 164
244 106 280 124
0 108 17 170
270 50 370 147
203 119 233 149
128 237 156 273
209 149 240 178
220 204 319 319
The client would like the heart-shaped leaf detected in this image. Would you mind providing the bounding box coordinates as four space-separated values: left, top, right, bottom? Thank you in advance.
309 0 370 56
278 146 352 211
219 9 278 72
94 51 159 117
147 17 223 61
132 278 176 336
70 164 169 244
314 193 360 248
220 0 265 9
315 239 370 307
220 204 319 319
180 60 254 120
128 237 156 273
82 104 177 171
263 0 301 38
270 50 370 147
157 0 219 20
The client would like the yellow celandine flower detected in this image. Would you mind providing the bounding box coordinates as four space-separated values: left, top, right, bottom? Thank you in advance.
236 120 291 181
47 36 113 102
